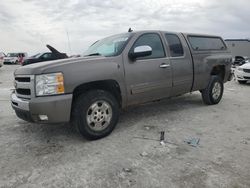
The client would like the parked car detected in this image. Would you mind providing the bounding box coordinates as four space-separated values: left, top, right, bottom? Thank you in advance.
232 56 249 67
22 45 68 66
0 52 5 68
4 52 28 64
11 30 232 140
234 62 250 84
69 54 81 58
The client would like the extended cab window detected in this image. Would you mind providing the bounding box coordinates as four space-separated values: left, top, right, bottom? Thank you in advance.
132 33 165 59
188 36 226 50
165 34 184 57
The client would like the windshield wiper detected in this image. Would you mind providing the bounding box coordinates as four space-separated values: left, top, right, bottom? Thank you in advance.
84 53 102 56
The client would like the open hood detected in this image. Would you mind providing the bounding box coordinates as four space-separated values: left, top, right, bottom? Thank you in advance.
46 44 68 58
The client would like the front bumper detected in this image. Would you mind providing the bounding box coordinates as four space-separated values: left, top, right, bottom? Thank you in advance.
11 92 73 123
4 61 15 64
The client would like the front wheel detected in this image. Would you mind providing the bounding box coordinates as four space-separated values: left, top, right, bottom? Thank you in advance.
71 90 120 140
201 76 224 105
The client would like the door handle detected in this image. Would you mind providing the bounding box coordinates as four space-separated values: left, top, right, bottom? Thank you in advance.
159 63 170 68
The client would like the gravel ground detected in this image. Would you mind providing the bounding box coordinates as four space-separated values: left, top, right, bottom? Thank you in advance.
0 65 250 188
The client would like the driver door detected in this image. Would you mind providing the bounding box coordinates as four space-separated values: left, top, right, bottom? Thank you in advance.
123 32 172 105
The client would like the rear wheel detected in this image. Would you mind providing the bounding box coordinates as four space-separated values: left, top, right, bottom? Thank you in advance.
201 75 224 105
72 90 120 140
238 80 247 84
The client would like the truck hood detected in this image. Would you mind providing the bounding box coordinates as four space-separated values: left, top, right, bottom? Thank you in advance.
14 56 111 75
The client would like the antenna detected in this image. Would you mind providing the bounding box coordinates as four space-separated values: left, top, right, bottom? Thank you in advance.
66 29 72 54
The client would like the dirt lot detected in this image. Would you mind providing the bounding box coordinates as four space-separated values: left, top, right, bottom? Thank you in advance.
0 65 250 188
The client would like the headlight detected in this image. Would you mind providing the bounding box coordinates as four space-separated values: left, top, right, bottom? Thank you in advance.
237 67 243 71
35 72 65 96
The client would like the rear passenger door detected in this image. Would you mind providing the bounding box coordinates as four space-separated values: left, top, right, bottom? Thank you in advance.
123 32 172 105
164 33 193 96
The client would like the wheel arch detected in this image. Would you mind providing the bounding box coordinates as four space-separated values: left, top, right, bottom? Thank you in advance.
72 80 123 108
210 65 225 81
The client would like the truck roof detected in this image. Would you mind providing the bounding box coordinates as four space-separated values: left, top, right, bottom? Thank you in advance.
225 39 250 42
129 30 222 38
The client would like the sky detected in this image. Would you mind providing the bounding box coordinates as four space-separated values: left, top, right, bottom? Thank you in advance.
0 0 249 56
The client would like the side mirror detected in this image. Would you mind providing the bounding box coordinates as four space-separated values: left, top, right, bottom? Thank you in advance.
129 45 152 60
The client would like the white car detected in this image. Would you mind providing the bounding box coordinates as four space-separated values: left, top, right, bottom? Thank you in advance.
0 52 5 68
3 52 28 64
234 62 250 84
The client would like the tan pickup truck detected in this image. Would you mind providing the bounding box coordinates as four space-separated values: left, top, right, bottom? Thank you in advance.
11 30 232 139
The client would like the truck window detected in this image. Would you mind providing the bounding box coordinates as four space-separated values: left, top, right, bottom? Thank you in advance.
165 34 184 57
132 33 165 59
188 36 226 51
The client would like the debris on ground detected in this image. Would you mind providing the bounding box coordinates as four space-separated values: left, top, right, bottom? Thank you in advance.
184 138 200 147
140 152 148 157
241 140 248 145
159 131 166 145
160 131 165 141
123 168 132 173
160 140 166 146
133 135 178 146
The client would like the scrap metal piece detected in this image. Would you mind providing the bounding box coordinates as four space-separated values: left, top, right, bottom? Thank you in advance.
160 131 165 141
184 138 200 147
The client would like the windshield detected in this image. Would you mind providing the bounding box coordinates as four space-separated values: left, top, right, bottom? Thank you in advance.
7 53 18 57
83 33 132 57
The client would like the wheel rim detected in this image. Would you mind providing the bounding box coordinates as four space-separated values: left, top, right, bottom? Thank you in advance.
212 82 221 100
86 100 112 131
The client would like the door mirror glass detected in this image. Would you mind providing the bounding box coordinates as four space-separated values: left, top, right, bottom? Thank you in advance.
129 45 152 59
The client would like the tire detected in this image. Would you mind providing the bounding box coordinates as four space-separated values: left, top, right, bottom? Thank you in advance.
201 75 224 105
238 80 247 84
71 90 120 140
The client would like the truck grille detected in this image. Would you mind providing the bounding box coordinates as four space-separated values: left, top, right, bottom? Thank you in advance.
15 75 34 99
16 88 31 95
15 77 30 82
243 69 250 73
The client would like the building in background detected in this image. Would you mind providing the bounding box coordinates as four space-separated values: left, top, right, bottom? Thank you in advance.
225 39 250 58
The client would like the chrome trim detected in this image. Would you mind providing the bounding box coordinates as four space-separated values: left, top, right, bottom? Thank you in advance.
15 82 30 89
14 75 35 99
11 93 29 111
159 63 170 68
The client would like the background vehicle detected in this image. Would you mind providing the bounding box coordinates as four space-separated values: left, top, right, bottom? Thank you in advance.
225 39 250 68
234 62 250 84
4 52 28 64
22 45 68 66
69 54 81 58
11 30 232 140
232 56 249 67
0 52 5 67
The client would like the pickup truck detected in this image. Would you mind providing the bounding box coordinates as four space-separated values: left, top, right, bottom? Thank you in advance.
11 30 232 140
